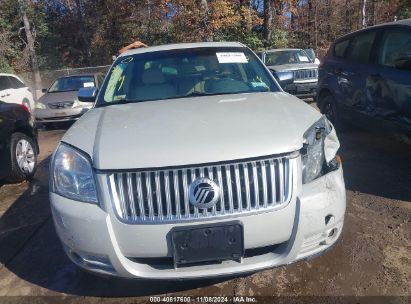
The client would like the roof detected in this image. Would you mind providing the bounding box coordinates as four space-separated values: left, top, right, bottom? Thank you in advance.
337 18 411 41
119 41 246 57
0 73 18 77
263 48 303 53
56 74 98 79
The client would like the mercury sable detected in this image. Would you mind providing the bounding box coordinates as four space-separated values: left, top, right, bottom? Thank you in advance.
49 42 346 279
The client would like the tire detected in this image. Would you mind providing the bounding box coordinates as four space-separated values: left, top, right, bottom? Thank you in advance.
6 132 38 182
319 93 345 132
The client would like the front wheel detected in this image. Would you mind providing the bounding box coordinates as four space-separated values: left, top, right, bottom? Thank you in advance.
320 94 345 132
6 133 38 182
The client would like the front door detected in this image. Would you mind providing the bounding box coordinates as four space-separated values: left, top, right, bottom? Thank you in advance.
369 27 411 130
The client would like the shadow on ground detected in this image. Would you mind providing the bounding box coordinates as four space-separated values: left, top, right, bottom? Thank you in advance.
338 130 411 202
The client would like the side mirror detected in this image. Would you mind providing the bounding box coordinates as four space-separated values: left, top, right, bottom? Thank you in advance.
42 88 47 93
273 71 294 87
78 87 97 102
394 54 411 70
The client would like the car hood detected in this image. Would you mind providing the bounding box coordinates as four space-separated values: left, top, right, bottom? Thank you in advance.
62 92 321 170
267 63 318 72
39 91 78 104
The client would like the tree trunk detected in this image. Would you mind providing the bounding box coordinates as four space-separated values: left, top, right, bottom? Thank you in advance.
361 0 367 28
199 0 212 41
74 0 91 64
18 0 41 101
263 0 274 41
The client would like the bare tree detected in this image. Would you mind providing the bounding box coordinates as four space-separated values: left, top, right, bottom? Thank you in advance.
18 0 42 101
264 0 274 41
361 0 367 27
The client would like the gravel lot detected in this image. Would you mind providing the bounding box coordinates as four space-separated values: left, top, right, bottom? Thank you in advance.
0 118 410 303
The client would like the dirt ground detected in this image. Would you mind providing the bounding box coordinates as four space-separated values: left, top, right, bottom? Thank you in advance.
0 121 410 303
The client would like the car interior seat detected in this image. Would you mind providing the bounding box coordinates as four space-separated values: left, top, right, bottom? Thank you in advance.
132 68 177 100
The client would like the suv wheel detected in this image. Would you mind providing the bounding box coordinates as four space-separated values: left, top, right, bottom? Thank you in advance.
7 132 38 182
320 93 344 132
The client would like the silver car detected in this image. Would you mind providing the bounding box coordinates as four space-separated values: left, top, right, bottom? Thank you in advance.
35 74 103 127
258 48 319 100
49 42 346 279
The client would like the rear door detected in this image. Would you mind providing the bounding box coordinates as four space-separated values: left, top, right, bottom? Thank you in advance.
370 26 411 130
0 76 14 104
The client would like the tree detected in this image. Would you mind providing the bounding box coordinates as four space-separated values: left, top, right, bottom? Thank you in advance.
263 0 274 41
18 0 42 100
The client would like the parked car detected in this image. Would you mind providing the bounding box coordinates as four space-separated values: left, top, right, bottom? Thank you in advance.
317 19 411 134
0 73 35 113
50 42 345 279
35 73 104 127
304 48 321 65
258 48 318 100
0 101 38 182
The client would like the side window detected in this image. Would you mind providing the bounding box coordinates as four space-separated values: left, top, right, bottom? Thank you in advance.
346 31 377 64
0 76 11 91
8 76 25 89
377 29 411 68
334 39 350 58
97 74 105 87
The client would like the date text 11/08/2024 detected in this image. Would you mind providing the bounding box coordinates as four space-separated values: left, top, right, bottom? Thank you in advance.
149 296 257 303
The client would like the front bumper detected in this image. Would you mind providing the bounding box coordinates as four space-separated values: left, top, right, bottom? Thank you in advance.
284 81 317 99
35 106 91 123
50 166 345 279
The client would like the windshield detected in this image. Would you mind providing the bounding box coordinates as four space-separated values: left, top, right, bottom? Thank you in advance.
97 47 280 106
265 50 312 65
48 76 95 93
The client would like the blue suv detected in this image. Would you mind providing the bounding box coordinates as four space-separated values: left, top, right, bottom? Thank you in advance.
317 19 411 134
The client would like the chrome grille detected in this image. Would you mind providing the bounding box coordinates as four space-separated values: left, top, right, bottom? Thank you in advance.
107 155 296 223
293 69 318 81
48 101 74 109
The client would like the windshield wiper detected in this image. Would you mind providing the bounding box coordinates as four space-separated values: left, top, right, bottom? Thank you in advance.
98 98 142 107
183 91 209 97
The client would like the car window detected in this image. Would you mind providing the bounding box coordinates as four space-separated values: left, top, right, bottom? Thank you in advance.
100 47 279 105
97 74 105 87
346 31 376 64
8 76 26 89
0 76 12 91
48 76 96 92
377 29 411 68
265 50 311 65
334 39 350 58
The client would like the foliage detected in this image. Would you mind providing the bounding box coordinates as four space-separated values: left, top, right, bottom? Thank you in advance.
0 0 408 73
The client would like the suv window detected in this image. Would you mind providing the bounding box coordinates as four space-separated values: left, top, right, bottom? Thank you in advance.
8 76 26 89
346 31 377 64
377 29 411 67
0 76 11 91
334 39 350 58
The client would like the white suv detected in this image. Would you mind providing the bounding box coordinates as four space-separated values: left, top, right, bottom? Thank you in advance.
50 42 346 279
0 73 35 113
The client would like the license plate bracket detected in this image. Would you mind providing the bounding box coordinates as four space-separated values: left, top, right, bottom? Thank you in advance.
171 222 244 267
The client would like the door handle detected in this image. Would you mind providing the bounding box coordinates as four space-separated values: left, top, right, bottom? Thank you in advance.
335 68 350 77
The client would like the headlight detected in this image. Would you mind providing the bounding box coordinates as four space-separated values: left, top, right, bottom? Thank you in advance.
50 143 98 203
302 116 340 183
35 102 46 109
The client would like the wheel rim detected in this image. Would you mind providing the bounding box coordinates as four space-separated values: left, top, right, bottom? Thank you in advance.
15 139 35 174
